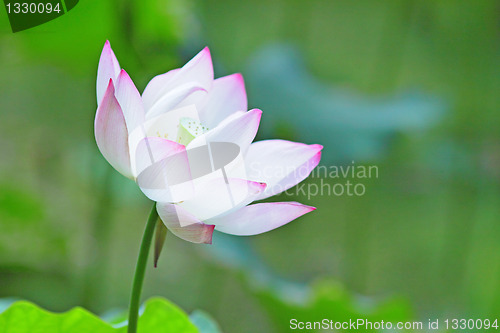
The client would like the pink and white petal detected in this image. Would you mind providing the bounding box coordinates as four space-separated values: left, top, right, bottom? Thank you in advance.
199 73 248 129
97 40 121 105
188 109 262 155
134 137 186 176
245 140 323 200
211 202 316 236
215 110 246 127
136 150 193 203
115 70 145 132
262 150 321 199
145 82 207 120
180 47 213 85
177 177 266 223
142 47 213 113
157 203 215 244
141 68 180 109
94 80 132 178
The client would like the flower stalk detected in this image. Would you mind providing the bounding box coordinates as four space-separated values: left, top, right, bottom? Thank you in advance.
127 203 158 333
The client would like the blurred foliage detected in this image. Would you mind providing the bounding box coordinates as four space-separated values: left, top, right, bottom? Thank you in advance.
201 0 499 136
189 310 222 333
245 44 446 163
207 233 413 332
0 0 499 332
258 280 412 333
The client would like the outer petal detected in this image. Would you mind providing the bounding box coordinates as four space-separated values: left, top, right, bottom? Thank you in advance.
245 140 323 200
115 69 145 132
198 73 247 129
142 47 213 115
188 109 262 155
94 80 132 178
157 203 215 244
97 40 121 105
211 202 316 236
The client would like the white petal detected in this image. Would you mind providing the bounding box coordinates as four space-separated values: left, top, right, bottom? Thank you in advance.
245 140 323 200
134 137 185 176
136 149 194 203
176 177 266 223
157 203 215 244
94 80 132 178
142 47 213 115
145 82 207 120
211 202 316 236
115 70 145 132
142 68 179 109
96 40 120 105
198 73 247 129
188 109 262 155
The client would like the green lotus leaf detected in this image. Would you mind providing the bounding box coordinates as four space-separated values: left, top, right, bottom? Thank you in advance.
0 297 200 333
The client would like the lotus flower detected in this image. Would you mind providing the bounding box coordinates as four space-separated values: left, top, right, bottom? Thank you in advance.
94 41 322 244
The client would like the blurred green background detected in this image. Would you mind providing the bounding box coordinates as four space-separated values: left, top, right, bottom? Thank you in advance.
0 0 499 332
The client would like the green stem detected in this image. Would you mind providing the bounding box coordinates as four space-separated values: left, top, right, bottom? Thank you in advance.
127 203 158 333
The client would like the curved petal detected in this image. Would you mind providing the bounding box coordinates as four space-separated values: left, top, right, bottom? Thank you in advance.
245 140 323 200
211 202 315 236
115 69 145 132
157 203 215 244
134 137 186 176
176 178 266 222
142 69 180 108
136 149 193 203
94 80 132 178
188 109 262 155
97 40 121 105
199 73 247 129
143 47 213 114
145 82 207 120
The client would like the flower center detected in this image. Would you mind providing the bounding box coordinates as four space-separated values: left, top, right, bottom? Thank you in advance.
176 117 209 146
